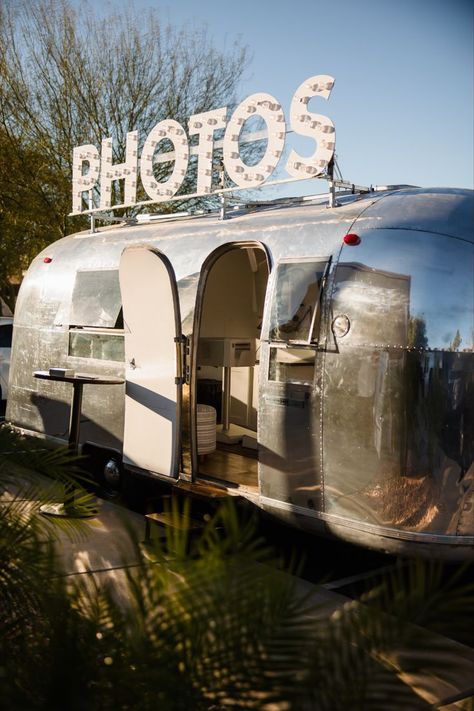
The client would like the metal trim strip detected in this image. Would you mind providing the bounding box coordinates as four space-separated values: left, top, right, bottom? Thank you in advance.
259 495 474 545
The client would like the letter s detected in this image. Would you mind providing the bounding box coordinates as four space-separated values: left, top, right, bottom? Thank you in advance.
285 75 335 179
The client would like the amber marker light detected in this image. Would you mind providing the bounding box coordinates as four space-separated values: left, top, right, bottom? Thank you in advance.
343 233 361 246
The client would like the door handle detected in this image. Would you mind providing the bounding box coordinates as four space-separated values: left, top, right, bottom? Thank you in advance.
129 358 136 369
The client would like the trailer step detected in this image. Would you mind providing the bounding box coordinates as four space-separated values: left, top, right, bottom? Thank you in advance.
144 511 204 542
173 479 230 500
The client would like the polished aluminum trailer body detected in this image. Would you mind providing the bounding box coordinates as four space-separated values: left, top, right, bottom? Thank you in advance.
7 187 474 559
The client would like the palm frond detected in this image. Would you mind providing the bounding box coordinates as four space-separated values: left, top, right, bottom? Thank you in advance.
0 423 99 524
1 442 473 710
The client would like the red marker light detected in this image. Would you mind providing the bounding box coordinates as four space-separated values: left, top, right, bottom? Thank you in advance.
43 257 53 263
343 233 361 246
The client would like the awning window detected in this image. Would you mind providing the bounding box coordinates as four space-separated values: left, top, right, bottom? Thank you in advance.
70 270 122 328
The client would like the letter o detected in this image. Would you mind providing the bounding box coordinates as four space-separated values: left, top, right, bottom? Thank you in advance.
141 120 189 201
223 93 286 188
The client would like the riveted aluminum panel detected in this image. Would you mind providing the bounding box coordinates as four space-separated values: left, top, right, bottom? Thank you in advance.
323 225 474 538
354 188 474 242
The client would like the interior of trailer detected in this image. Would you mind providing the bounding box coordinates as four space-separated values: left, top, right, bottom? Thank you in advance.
195 245 269 492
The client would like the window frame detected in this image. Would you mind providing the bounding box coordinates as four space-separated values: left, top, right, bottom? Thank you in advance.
68 326 125 363
266 256 332 346
69 269 123 329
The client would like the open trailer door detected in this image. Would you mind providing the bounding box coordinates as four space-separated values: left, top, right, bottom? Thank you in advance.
119 246 182 478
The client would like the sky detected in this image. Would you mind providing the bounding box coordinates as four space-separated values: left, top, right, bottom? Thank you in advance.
99 0 473 199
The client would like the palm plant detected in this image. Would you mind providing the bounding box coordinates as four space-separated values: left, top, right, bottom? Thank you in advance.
1 422 473 710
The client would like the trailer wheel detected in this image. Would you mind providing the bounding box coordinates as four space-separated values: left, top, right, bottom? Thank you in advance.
102 458 122 499
81 443 123 499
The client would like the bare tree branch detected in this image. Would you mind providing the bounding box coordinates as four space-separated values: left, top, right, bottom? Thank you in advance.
0 0 250 304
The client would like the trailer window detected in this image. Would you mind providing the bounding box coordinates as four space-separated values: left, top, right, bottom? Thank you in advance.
70 270 122 328
69 331 124 362
268 259 329 343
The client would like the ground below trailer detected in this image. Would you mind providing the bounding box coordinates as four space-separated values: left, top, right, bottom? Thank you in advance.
2 471 473 709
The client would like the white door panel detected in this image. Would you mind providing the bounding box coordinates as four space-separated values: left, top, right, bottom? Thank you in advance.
119 247 181 477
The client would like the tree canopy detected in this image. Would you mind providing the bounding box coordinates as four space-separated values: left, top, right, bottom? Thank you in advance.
0 0 250 308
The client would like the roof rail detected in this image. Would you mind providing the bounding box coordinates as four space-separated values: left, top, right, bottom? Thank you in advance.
86 184 421 232
373 184 419 191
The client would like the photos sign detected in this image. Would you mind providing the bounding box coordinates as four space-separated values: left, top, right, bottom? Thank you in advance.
71 74 335 214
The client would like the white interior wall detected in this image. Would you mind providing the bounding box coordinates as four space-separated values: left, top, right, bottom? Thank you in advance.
198 248 268 430
200 249 266 339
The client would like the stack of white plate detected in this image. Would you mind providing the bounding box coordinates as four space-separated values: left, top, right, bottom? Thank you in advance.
196 404 217 455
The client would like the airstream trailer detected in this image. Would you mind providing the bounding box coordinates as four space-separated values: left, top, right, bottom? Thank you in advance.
7 186 474 560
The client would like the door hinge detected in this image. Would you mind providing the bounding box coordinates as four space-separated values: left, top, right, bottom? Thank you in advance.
175 335 190 385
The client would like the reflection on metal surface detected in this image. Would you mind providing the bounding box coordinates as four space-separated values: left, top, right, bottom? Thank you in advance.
337 229 473 352
332 314 350 338
346 461 474 535
259 495 474 548
332 262 410 348
323 219 474 542
324 349 474 536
